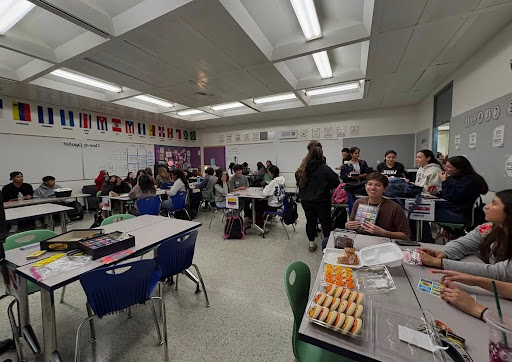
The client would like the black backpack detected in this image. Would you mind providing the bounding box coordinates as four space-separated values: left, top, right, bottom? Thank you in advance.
470 197 486 230
223 216 245 239
331 207 348 230
283 196 298 225
67 201 84 221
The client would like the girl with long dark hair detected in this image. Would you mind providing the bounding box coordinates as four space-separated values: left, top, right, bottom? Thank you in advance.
377 150 406 178
161 169 190 210
421 190 512 281
340 147 372 182
414 149 443 193
296 146 339 252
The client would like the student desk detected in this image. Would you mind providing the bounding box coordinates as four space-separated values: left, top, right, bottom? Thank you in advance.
229 187 266 233
5 204 73 233
106 189 167 213
12 216 201 362
4 193 91 212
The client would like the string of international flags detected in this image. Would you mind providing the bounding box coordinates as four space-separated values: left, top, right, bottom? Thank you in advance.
6 100 196 141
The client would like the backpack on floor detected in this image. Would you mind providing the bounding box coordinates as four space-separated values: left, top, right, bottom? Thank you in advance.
67 201 84 221
223 215 245 239
331 183 348 204
283 195 298 225
470 197 486 231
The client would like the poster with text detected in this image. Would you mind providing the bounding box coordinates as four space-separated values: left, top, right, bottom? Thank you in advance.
312 127 320 139
493 125 505 148
336 126 346 138
469 132 477 149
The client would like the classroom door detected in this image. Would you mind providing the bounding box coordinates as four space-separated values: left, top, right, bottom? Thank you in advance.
204 146 226 169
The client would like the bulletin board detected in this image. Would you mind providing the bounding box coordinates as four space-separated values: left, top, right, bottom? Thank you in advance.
154 145 201 169
449 91 512 191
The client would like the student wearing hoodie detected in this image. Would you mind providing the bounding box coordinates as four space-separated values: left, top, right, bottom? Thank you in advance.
94 170 109 192
255 165 285 227
414 150 443 193
214 173 229 208
296 146 340 252
33 176 62 198
197 167 218 200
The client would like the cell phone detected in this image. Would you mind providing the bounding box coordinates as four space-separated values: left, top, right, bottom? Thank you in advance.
394 239 420 247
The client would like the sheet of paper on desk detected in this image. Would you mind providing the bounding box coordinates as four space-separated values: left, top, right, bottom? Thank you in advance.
398 325 447 352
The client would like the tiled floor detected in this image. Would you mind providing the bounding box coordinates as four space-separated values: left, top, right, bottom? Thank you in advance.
0 207 324 362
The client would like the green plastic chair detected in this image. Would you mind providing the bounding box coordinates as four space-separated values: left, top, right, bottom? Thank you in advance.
285 261 353 362
264 173 271 182
101 213 135 226
435 199 478 244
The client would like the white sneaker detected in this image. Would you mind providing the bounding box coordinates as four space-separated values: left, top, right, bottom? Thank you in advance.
8 225 18 234
35 219 43 228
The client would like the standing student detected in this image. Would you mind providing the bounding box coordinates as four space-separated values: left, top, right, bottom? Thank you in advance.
227 162 236 177
161 169 190 210
95 170 109 191
414 149 443 193
420 190 512 281
33 176 62 198
340 147 372 182
345 172 410 240
128 175 156 215
3 171 34 233
376 150 406 178
214 173 229 208
255 165 285 227
436 156 488 225
197 167 218 200
296 146 339 252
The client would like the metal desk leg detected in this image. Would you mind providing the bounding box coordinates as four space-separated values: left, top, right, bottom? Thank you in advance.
18 275 30 327
84 196 89 213
120 200 125 214
60 212 67 233
48 214 55 231
250 199 263 233
41 288 61 362
183 269 200 286
416 220 422 242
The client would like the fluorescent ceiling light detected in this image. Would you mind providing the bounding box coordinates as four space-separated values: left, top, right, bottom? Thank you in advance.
135 95 174 108
253 93 297 104
312 51 333 79
50 69 122 93
210 102 245 111
177 109 204 116
0 0 35 35
306 81 360 96
289 0 321 41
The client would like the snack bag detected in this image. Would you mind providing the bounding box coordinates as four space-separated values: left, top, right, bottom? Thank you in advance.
403 248 422 265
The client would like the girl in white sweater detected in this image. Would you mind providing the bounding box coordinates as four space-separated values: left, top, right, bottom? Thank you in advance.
414 149 443 193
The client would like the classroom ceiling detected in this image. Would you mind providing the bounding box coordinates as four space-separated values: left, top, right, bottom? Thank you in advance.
0 0 511 129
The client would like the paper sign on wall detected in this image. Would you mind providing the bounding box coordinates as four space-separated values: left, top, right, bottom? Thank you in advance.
312 127 320 138
299 129 308 139
218 135 224 143
243 133 250 142
226 134 232 143
337 126 346 138
324 127 333 138
469 132 477 149
253 132 260 141
493 125 505 148
506 155 512 178
454 134 461 150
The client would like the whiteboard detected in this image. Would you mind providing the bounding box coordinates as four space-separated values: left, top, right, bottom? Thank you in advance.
83 141 155 179
276 139 344 172
225 143 277 170
0 133 84 184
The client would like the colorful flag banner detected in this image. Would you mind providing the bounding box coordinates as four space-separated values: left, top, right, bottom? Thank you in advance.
37 106 54 125
167 127 173 139
12 102 31 121
158 125 165 138
126 121 135 134
79 113 92 128
149 124 156 137
60 110 75 127
190 131 196 141
97 116 108 131
112 118 122 133
183 130 189 140
176 128 182 140
138 122 146 135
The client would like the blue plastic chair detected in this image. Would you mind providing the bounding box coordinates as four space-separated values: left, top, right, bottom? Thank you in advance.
136 195 161 215
263 195 295 240
164 191 190 220
208 203 231 229
161 182 174 190
155 230 209 307
75 259 167 362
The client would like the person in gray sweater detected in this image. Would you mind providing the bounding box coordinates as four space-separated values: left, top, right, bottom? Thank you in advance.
197 167 218 200
214 173 229 207
421 190 512 281
33 176 62 198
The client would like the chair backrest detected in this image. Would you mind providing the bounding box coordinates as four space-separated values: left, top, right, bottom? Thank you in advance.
96 191 101 198
5 229 57 250
264 173 270 182
161 182 174 190
136 195 161 215
155 230 197 279
284 261 311 329
79 259 160 318
347 192 354 213
101 213 135 226
170 191 187 211
282 194 289 212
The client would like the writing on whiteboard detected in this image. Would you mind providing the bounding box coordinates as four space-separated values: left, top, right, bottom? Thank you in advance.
63 142 100 148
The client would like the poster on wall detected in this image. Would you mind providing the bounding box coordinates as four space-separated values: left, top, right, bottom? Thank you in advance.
218 134 224 143
469 132 477 149
243 133 250 142
336 126 346 138
226 134 233 143
454 134 461 150
253 132 260 141
299 129 308 139
350 125 360 135
235 133 241 143
312 127 320 139
324 127 333 138
493 125 505 148
506 155 512 178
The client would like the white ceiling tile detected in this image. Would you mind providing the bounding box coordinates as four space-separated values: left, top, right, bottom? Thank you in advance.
81 0 145 17
476 0 512 9
412 62 460 91
245 63 295 93
378 0 427 33
366 27 414 75
198 70 272 99
419 0 480 23
0 48 35 70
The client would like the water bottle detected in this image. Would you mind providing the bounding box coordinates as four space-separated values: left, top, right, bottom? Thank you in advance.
18 192 23 202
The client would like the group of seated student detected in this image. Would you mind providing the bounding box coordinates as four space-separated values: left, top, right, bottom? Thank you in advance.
2 171 64 232
197 167 218 202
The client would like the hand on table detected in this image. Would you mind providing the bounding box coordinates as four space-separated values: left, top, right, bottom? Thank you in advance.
362 222 387 236
345 221 361 230
419 250 444 268
23 195 32 200
441 281 485 319
430 270 482 286
420 248 447 258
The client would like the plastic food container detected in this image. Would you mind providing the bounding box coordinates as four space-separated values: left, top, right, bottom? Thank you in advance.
355 266 396 294
323 243 404 268
54 188 72 197
333 229 357 249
